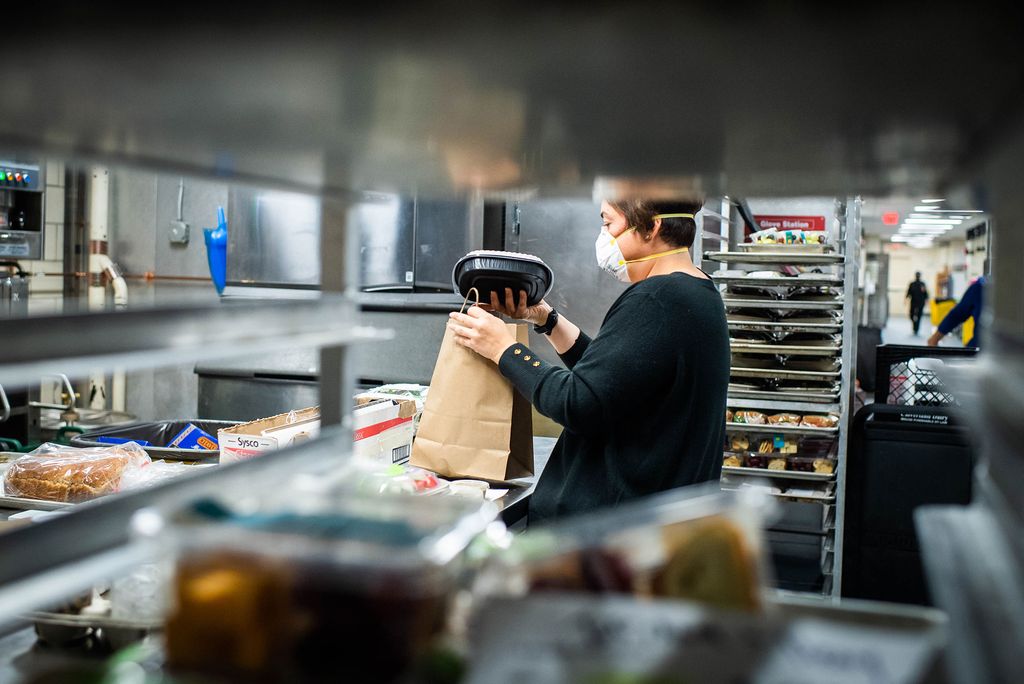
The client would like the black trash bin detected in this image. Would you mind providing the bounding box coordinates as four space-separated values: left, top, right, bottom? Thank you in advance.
70 420 240 462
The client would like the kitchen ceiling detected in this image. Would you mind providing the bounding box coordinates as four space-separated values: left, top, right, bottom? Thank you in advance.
0 5 1021 201
861 197 988 244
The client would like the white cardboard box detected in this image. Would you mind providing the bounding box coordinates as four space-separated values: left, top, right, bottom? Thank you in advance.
218 406 321 464
218 399 416 465
352 397 416 465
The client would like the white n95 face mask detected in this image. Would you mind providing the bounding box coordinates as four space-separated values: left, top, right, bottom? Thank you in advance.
595 213 695 283
595 226 634 283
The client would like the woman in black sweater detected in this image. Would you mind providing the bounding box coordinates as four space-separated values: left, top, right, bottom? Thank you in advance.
447 198 730 523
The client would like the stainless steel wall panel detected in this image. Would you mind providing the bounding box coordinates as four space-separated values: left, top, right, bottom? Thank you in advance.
511 199 629 365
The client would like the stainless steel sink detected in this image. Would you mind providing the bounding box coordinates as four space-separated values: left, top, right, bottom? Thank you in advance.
39 408 137 432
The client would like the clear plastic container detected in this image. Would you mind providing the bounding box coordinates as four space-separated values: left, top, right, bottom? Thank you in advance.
157 488 500 682
478 482 773 613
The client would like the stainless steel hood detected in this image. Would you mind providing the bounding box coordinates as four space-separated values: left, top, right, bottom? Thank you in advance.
226 187 482 291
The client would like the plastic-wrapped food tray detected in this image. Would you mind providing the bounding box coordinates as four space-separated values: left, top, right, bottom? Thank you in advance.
159 489 500 682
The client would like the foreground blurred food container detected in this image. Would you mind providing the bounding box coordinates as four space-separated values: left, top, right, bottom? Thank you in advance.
158 483 501 682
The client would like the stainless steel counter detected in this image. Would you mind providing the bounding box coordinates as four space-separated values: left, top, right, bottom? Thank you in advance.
496 436 556 527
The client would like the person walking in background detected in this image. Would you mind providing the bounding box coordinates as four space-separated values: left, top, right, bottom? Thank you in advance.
929 275 986 349
906 272 929 335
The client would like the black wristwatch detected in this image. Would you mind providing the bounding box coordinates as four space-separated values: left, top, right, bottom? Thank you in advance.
533 308 559 335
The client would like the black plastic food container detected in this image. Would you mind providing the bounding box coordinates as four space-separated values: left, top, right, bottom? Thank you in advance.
451 250 553 306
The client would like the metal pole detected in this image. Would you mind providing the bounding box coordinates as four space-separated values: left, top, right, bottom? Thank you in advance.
832 195 862 600
319 196 355 429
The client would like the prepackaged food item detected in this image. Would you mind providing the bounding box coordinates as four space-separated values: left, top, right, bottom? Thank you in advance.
813 458 835 474
800 414 839 429
484 483 770 613
767 413 801 426
745 453 767 469
725 409 734 423
3 443 151 503
732 411 766 425
167 423 218 450
722 454 743 468
767 458 787 471
730 435 750 451
163 492 498 682
786 456 836 474
748 227 778 244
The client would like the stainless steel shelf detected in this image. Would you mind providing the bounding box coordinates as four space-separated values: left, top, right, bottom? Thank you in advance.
713 275 843 288
722 466 835 482
0 296 378 388
730 341 841 357
736 244 837 254
727 396 841 414
0 495 70 512
727 389 840 404
728 319 843 334
725 422 839 437
731 366 842 381
723 298 843 311
705 251 846 265
0 427 356 624
719 477 837 504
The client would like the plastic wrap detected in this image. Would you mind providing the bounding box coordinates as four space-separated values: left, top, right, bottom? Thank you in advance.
800 414 840 428
119 459 206 492
731 410 766 425
3 442 151 502
477 482 773 613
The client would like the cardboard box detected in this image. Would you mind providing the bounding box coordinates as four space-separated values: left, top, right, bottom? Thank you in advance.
353 397 416 465
218 399 416 465
218 407 321 464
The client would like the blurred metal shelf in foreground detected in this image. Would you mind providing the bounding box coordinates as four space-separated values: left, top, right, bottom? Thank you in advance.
0 296 379 388
0 427 355 626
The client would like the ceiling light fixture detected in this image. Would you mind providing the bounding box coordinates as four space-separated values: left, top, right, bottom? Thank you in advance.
904 218 961 225
921 198 944 203
914 206 941 212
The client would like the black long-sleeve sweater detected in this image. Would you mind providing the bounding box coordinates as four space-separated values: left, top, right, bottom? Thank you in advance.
498 271 730 523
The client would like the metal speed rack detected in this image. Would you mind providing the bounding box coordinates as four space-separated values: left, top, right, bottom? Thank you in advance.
705 199 860 599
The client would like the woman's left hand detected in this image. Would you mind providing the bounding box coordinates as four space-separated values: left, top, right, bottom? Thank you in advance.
449 306 516 364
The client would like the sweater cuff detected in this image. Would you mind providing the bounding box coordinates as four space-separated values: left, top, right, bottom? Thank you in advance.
498 342 550 398
558 331 592 369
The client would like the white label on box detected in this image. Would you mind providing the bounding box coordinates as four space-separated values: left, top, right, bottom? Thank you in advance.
219 435 278 464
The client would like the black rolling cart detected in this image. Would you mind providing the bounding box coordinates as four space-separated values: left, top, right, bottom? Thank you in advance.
842 344 977 605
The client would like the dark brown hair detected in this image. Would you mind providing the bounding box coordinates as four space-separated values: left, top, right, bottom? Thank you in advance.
610 198 704 248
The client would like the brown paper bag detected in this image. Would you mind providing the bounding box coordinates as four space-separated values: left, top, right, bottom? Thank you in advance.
411 307 534 482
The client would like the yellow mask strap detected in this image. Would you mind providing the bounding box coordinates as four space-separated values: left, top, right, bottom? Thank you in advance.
612 214 694 265
623 246 689 265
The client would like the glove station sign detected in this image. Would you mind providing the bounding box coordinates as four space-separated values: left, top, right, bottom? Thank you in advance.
753 215 826 232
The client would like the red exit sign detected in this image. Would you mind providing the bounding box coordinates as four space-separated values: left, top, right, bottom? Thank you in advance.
754 215 826 231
